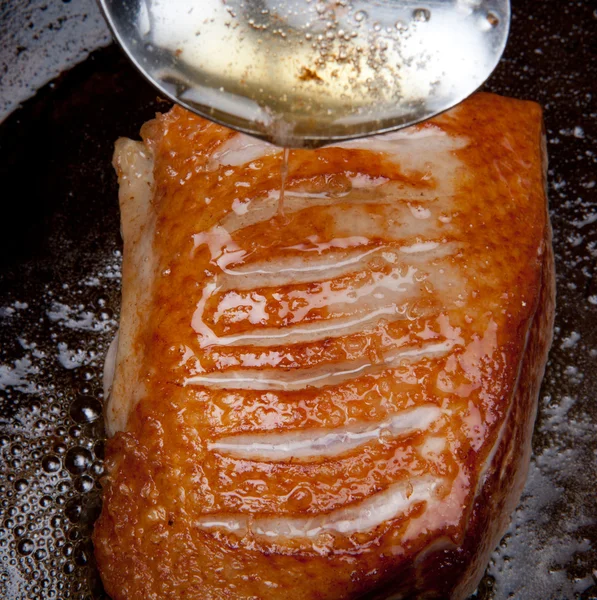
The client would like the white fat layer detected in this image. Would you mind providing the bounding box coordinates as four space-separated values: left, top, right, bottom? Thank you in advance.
210 127 452 168
210 134 279 166
197 302 406 348
403 468 469 542
220 180 453 232
332 128 467 159
198 190 444 269
400 241 439 254
102 333 119 400
197 124 466 284
195 470 470 544
197 476 441 538
104 140 155 436
213 265 417 325
212 126 465 171
197 476 440 538
218 242 381 288
204 129 466 260
185 340 455 391
192 281 420 349
418 436 447 459
212 241 458 292
207 405 443 460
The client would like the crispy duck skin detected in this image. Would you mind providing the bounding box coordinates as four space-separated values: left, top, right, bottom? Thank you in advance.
93 93 555 600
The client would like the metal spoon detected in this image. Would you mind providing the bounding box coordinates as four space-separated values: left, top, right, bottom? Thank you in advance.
98 0 510 147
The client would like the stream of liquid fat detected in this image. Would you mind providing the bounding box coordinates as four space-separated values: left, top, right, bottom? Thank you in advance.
278 147 291 218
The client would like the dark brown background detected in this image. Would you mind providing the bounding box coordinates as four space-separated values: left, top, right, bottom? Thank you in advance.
0 1 595 598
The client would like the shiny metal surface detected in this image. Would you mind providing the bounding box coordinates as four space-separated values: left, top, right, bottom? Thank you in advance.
98 0 510 147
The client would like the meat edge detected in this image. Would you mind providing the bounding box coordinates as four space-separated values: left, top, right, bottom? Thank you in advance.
451 214 555 600
362 135 555 600
104 138 157 436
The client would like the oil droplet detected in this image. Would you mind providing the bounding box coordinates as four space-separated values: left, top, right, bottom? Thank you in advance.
278 147 291 219
75 476 94 494
41 455 61 473
379 428 393 442
90 461 104 477
93 440 105 460
65 499 82 523
34 548 47 561
50 516 62 529
63 562 75 575
14 478 28 493
287 485 314 511
65 447 92 474
413 8 431 22
354 10 367 22
75 541 91 566
69 396 102 424
17 538 34 556
69 425 83 439
10 444 23 456
53 442 67 455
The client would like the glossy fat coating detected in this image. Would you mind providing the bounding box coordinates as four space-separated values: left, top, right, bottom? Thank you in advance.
93 93 554 600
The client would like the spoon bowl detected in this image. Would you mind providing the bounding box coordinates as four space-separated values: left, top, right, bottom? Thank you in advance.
99 0 510 147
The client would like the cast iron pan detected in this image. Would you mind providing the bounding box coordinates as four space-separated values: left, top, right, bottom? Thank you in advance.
0 1 595 598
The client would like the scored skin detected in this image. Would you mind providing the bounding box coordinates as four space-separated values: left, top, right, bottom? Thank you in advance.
93 93 554 600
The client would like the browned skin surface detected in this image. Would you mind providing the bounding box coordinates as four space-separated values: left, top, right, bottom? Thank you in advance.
93 93 554 600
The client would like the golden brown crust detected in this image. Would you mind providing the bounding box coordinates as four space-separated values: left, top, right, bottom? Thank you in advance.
93 93 554 600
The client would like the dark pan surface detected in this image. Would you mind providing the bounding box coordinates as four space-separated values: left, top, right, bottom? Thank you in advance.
0 1 595 598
